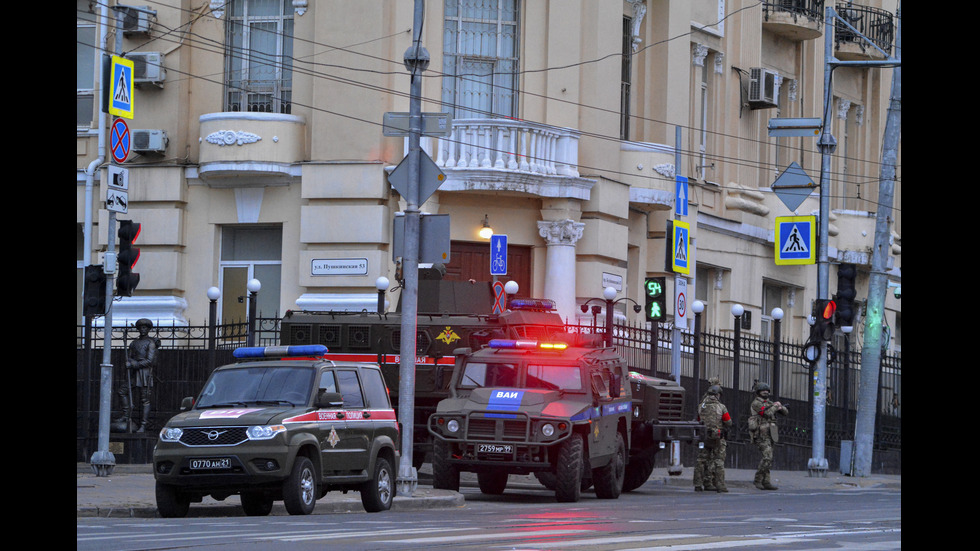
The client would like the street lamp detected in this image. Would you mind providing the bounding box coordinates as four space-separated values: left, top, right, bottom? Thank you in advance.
208 286 220 370
246 278 261 347
376 276 390 314
731 304 744 431
771 307 783 398
692 300 705 399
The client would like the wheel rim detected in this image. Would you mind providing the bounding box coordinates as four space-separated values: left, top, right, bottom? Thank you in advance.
377 467 392 504
300 467 315 504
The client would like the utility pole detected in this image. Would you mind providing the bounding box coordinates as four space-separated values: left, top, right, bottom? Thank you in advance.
854 2 901 478
809 4 900 477
395 0 428 497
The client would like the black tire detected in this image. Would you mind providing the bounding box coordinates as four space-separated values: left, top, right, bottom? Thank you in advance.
241 492 274 516
622 455 656 492
283 456 317 515
555 433 584 502
432 438 460 491
155 482 190 518
361 456 395 512
534 471 556 490
592 432 626 499
477 471 508 495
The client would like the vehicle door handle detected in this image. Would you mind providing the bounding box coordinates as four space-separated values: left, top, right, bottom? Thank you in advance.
363 412 371 418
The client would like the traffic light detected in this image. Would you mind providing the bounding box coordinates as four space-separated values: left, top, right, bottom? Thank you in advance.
643 277 667 322
835 263 857 327
117 220 141 297
83 264 107 317
812 298 837 341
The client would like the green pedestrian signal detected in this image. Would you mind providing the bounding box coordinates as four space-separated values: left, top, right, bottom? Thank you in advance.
644 276 667 322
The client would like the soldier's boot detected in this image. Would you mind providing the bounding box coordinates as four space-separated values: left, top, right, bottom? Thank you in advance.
762 477 778 490
137 403 151 433
714 470 728 493
754 472 766 490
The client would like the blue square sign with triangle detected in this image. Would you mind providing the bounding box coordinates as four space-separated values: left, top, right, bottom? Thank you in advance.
775 215 816 265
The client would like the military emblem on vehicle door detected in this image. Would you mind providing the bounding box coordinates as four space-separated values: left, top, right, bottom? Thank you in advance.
436 326 461 345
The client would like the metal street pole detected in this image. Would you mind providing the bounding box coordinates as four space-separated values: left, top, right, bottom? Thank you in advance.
90 10 128 477
396 0 428 497
854 2 901 477
808 8 836 477
810 4 901 477
90 211 117 476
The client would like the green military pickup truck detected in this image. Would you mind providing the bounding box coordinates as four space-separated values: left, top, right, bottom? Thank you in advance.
152 345 399 517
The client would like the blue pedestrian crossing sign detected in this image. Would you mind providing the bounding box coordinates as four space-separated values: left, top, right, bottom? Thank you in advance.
775 215 816 265
671 220 690 274
108 55 135 119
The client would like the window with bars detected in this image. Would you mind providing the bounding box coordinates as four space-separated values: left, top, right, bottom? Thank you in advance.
442 0 519 119
224 0 294 113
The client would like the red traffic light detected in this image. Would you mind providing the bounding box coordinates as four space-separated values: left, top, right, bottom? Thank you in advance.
819 299 836 320
117 220 141 297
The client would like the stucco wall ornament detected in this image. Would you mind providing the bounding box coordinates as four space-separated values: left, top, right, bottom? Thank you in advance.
206 130 262 146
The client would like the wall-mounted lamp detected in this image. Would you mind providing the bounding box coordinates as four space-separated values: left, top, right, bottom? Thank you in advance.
479 214 493 239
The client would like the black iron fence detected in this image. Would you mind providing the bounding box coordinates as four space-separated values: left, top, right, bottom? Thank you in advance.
77 315 900 471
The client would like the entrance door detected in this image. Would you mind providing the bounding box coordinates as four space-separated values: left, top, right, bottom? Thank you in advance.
445 241 531 299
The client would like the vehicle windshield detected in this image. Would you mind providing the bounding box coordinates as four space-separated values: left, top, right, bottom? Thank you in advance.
459 362 583 392
459 362 518 388
196 365 315 408
527 364 582 391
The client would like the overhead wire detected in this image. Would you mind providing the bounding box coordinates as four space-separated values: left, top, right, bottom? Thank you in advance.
79 1 899 210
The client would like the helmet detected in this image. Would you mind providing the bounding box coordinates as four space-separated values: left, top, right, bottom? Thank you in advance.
135 318 153 329
755 382 771 394
707 385 722 396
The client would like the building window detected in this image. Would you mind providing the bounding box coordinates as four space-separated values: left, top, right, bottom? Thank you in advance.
225 0 294 113
761 281 790 340
77 0 98 129
219 225 283 322
621 16 632 141
442 0 519 119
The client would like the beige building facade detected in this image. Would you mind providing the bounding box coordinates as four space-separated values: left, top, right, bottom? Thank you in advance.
77 0 901 351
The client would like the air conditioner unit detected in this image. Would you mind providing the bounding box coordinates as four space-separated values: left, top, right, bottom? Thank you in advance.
129 52 166 87
748 67 778 109
132 129 168 154
118 5 155 35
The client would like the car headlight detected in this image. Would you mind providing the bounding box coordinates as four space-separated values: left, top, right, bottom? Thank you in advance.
541 423 555 437
159 427 183 442
446 419 460 433
246 425 287 440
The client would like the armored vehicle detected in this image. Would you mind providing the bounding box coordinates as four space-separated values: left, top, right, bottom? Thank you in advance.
427 332 703 502
279 281 569 467
152 345 398 517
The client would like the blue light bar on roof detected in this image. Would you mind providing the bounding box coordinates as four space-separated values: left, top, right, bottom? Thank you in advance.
508 298 556 311
488 339 538 349
488 339 568 351
233 344 329 358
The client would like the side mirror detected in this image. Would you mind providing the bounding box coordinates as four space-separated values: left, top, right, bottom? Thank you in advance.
316 391 344 409
179 396 194 411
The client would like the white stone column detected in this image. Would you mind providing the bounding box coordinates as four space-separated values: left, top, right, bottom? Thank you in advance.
537 219 585 323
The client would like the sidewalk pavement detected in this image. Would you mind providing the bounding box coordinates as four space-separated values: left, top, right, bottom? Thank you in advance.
77 463 900 518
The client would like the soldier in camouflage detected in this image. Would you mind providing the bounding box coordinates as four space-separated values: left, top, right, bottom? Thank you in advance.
694 378 721 491
749 382 788 490
693 385 732 493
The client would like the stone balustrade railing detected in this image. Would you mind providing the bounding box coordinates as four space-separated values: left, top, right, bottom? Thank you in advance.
413 118 581 178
